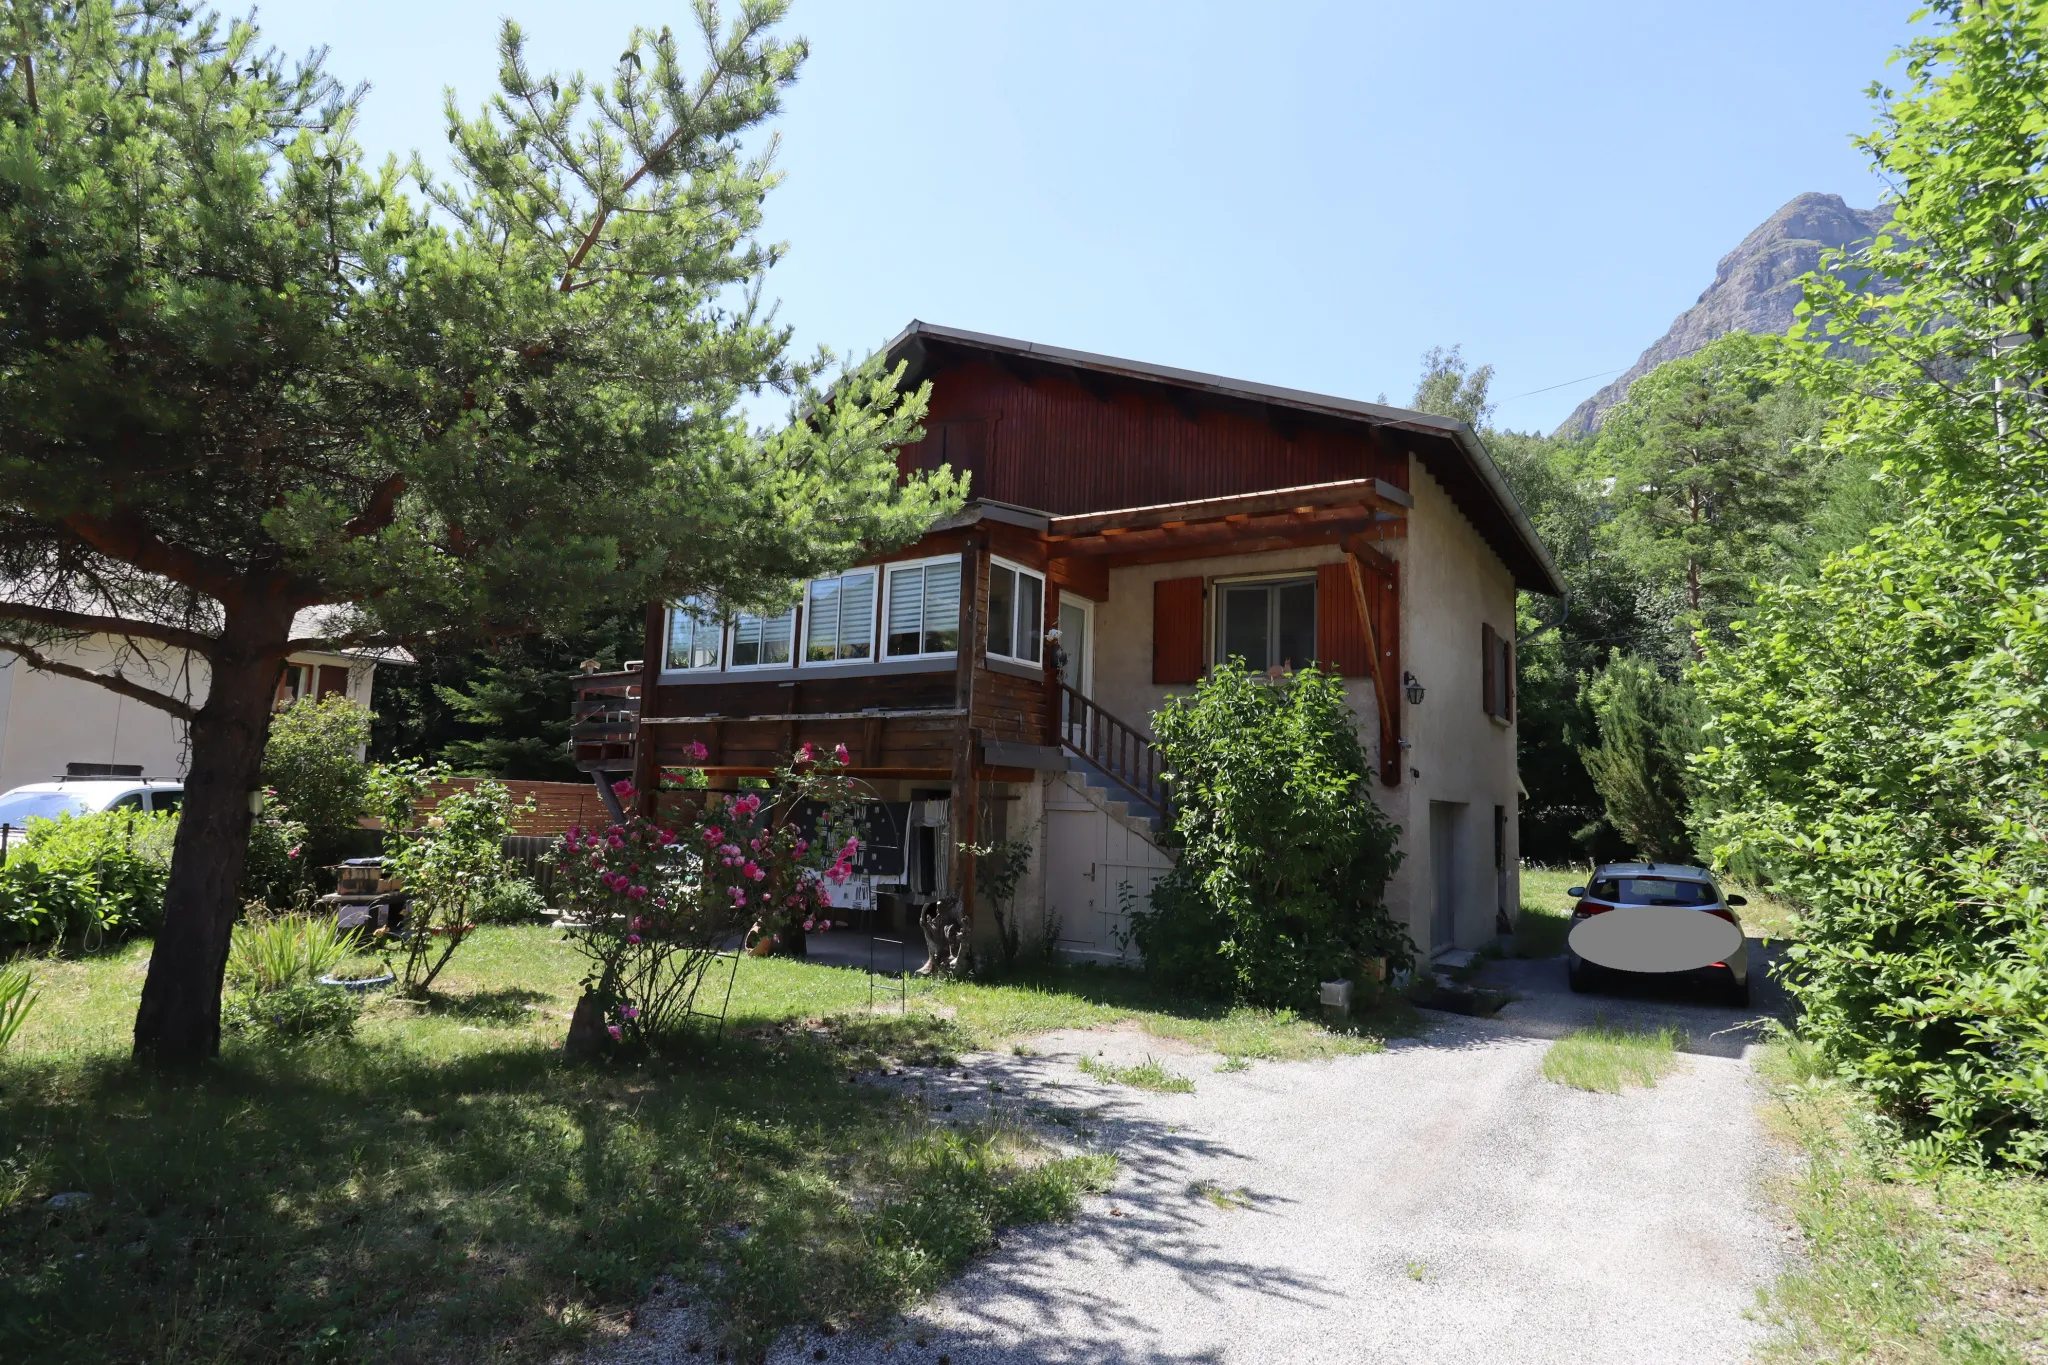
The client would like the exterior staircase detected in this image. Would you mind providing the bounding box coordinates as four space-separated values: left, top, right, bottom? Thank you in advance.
1065 751 1168 834
1056 683 1170 836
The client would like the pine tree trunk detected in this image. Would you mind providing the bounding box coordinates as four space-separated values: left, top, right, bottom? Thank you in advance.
132 603 294 1064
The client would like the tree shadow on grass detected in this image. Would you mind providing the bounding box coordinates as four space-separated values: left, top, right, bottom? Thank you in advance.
0 1010 1168 1365
416 985 552 1026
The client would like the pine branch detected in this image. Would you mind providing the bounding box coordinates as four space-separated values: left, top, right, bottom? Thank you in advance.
0 637 200 723
0 600 215 655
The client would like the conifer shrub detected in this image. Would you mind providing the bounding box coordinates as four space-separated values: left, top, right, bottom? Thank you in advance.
1133 664 1409 1007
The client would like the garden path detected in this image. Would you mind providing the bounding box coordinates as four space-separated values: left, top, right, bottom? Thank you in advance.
606 944 1793 1365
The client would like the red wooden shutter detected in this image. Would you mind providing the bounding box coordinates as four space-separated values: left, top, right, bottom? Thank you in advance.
1153 577 1205 684
1314 562 1372 675
1481 623 1498 718
1503 631 1515 723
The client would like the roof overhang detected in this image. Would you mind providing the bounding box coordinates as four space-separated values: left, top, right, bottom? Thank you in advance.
881 320 1566 597
1043 478 1407 567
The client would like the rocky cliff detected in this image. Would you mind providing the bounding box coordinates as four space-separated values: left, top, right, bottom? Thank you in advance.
1554 192 1893 437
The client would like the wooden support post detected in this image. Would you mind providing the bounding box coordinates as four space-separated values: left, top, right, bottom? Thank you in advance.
632 603 663 818
861 715 883 767
953 542 984 923
1342 534 1402 787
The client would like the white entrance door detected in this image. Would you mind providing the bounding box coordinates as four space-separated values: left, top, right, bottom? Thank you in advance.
1058 595 1093 747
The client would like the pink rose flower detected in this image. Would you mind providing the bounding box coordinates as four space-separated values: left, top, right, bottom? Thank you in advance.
627 885 648 900
730 887 748 906
620 1006 640 1020
704 825 723 842
803 918 815 931
833 743 850 763
626 933 642 945
612 780 636 800
687 740 709 761
797 742 814 763
607 1024 623 1042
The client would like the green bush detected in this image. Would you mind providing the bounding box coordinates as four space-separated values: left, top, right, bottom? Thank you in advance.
476 877 548 924
1132 664 1409 1008
262 695 372 870
222 982 360 1042
0 811 177 951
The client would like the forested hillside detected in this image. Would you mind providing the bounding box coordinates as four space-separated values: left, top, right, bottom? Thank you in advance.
1459 0 2048 1168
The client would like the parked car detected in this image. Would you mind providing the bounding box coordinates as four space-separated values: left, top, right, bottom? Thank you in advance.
0 774 184 832
1565 862 1750 1006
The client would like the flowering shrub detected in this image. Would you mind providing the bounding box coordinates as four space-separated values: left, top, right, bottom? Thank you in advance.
555 743 861 1046
369 761 528 997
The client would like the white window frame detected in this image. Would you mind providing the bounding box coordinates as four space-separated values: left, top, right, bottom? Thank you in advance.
800 567 879 668
882 554 965 662
1212 572 1318 673
664 599 724 673
727 601 799 672
984 555 1047 667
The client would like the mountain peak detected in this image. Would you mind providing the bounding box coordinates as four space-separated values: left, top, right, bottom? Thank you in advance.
1554 192 1893 437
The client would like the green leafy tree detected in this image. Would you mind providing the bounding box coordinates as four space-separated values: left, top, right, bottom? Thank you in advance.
1579 651 1700 863
261 695 371 869
0 2 957 1061
1409 344 1496 428
1134 665 1408 1007
1692 0 2048 1165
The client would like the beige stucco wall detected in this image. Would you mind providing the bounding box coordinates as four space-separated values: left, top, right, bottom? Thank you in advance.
1051 453 1522 961
0 637 383 794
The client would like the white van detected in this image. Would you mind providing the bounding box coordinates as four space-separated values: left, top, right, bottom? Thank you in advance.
0 764 183 830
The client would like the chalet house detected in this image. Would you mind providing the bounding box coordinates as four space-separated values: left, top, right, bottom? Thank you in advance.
577 323 1562 964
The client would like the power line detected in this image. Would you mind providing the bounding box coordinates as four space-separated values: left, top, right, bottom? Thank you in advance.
1496 365 1631 405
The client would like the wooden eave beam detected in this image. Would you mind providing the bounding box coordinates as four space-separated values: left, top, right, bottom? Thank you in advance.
1054 505 1394 560
1044 477 1404 539
1092 522 1402 570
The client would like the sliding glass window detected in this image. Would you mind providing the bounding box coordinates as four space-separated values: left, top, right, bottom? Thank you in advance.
730 604 795 669
804 569 876 664
665 599 722 672
884 557 962 659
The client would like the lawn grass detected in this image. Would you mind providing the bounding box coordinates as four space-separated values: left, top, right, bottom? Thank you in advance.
1540 1021 1681 1093
1756 1037 2048 1363
1514 867 1583 958
1077 1054 1196 1093
0 926 1399 1362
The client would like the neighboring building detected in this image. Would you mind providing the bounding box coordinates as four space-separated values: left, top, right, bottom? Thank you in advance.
575 323 1563 964
0 608 404 794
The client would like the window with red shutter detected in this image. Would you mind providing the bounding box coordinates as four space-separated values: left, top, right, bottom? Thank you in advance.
1153 577 1205 684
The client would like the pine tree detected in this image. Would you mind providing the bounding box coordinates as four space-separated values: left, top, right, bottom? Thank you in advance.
0 2 958 1061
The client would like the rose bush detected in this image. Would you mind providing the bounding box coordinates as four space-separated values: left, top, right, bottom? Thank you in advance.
555 743 862 1047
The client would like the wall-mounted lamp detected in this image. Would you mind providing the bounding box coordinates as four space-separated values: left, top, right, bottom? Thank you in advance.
1403 671 1426 705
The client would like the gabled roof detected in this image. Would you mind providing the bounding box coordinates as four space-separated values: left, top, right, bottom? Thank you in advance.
882 321 1565 597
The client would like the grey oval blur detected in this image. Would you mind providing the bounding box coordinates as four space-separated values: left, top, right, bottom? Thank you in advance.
1569 907 1742 974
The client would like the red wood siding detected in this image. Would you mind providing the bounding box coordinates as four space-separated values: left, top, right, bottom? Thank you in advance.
1314 562 1373 676
901 358 1407 515
1153 577 1206 684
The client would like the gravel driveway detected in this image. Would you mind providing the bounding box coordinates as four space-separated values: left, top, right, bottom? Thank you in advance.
607 944 1793 1365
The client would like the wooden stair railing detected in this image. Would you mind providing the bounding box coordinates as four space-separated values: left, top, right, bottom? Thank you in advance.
1056 681 1169 817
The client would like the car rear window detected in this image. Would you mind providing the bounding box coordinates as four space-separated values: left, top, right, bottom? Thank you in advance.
1597 876 1717 906
0 791 89 827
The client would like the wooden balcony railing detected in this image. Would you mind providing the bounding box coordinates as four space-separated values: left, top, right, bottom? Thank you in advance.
1056 681 1168 816
570 670 641 773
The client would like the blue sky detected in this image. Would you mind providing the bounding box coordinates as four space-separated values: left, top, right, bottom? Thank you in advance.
257 1 1917 433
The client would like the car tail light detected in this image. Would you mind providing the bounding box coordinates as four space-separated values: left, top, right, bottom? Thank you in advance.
1572 900 1610 918
1704 907 1737 924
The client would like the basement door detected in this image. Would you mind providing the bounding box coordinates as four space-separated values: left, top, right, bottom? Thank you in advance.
1430 800 1465 955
